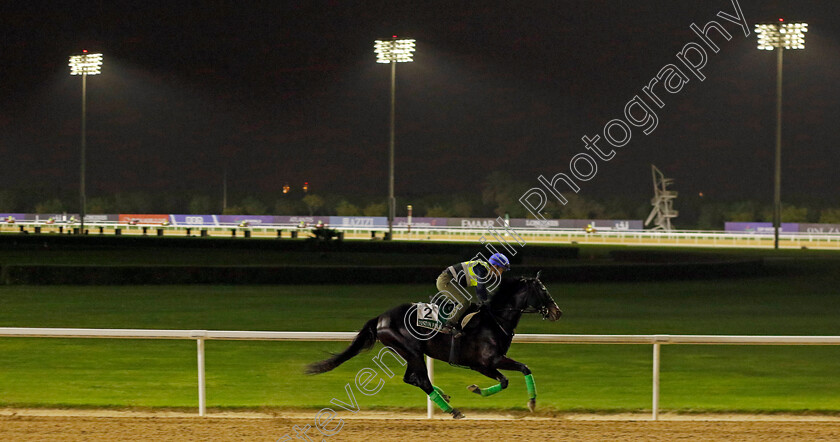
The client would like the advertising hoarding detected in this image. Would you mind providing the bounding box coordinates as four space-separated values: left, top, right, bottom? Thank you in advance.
725 222 800 233
447 218 499 228
217 215 275 225
509 219 643 230
276 216 318 225
119 214 171 224
327 216 388 227
797 223 840 234
393 217 449 227
81 214 118 222
0 213 33 221
170 214 218 226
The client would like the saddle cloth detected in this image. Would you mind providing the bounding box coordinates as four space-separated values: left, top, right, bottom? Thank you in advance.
415 302 480 331
415 302 443 329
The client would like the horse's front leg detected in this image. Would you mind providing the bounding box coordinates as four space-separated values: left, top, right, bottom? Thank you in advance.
496 356 537 412
402 356 464 419
467 367 508 397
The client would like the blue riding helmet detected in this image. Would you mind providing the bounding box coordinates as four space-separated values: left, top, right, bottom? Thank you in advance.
488 253 510 270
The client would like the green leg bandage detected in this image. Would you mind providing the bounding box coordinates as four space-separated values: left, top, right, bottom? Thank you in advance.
429 389 453 413
524 374 537 399
479 383 504 397
433 385 446 397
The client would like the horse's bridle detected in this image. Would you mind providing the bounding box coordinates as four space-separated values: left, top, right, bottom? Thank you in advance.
523 278 554 319
485 278 553 337
491 278 554 319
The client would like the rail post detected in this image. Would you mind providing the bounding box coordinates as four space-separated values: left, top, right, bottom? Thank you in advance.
652 342 660 420
197 337 206 417
426 355 434 418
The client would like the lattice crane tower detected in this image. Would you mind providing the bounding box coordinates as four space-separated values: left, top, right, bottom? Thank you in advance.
645 165 678 231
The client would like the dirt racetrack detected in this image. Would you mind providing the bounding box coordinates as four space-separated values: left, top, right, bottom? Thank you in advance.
3 409 840 441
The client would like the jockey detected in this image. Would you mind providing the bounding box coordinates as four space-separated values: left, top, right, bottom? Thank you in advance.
435 252 510 338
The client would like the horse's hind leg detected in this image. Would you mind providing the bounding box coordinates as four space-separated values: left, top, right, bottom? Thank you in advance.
495 356 537 412
403 357 463 419
467 367 508 397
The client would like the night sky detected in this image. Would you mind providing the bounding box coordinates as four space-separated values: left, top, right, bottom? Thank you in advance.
3 0 839 208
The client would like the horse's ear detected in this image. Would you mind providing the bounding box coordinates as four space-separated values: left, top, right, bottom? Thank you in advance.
535 270 542 280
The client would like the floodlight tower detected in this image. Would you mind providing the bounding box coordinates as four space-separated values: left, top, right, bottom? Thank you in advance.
374 37 415 240
69 51 103 234
755 20 807 249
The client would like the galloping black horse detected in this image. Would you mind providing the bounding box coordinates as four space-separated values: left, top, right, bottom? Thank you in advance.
306 273 562 418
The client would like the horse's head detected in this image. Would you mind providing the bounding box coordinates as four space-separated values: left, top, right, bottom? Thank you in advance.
521 271 562 321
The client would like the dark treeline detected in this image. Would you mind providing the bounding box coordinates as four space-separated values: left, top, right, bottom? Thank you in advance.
1 172 838 229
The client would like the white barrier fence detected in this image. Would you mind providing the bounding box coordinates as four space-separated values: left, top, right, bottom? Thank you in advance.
2 327 840 419
4 221 840 249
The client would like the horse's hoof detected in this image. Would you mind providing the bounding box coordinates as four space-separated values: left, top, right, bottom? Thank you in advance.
527 398 536 412
467 384 481 395
451 409 465 419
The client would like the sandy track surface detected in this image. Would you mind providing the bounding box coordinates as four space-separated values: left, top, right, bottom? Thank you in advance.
3 409 840 441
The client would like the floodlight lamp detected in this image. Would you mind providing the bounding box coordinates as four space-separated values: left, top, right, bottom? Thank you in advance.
69 53 103 75
374 39 416 63
754 22 807 50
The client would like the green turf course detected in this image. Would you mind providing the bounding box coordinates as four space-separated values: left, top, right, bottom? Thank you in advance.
0 246 460 266
1 268 840 413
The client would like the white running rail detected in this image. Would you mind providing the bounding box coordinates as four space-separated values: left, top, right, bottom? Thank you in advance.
2 328 839 419
4 222 840 249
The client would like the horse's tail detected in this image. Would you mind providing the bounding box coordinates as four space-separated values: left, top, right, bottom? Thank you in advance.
305 317 379 375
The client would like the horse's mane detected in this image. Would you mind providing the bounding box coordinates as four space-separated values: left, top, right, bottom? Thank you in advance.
489 276 527 305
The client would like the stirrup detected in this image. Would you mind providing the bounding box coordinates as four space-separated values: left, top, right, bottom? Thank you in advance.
442 324 462 337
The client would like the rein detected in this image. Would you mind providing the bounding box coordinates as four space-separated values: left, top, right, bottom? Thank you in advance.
486 280 547 336
486 308 512 337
